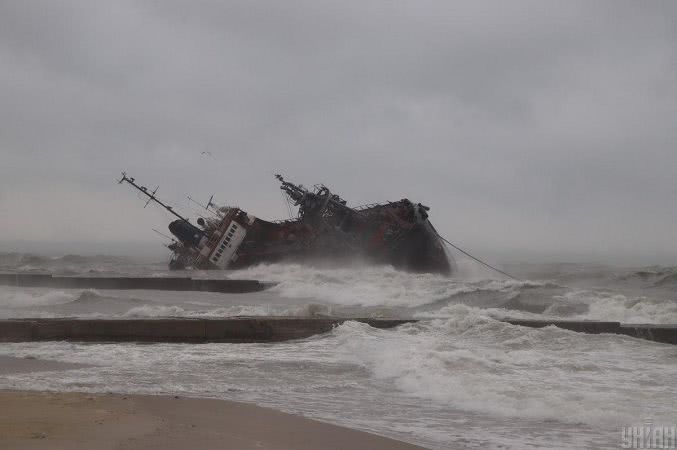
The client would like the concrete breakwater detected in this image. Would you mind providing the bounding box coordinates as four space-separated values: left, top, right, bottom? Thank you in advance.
0 273 270 293
0 318 415 343
505 319 677 345
0 318 676 345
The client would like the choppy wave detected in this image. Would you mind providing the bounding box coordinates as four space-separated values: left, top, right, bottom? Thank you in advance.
420 289 677 324
564 291 677 323
0 313 674 449
231 263 677 324
0 252 160 276
3 257 677 448
122 303 334 318
332 315 676 427
2 260 676 324
231 263 550 308
615 266 677 287
0 252 129 267
0 288 103 308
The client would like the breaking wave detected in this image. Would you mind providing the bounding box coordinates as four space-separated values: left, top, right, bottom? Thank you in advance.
331 314 677 426
2 260 675 324
0 288 103 308
2 258 677 449
564 291 677 324
613 266 677 289
1 307 675 448
122 303 335 318
231 263 549 308
229 263 677 324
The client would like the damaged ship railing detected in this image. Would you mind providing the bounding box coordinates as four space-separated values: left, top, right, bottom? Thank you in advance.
354 202 386 211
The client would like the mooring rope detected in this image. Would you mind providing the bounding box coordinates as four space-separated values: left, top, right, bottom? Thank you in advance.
436 233 518 280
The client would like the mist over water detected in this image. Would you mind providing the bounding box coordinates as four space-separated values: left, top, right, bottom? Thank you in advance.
1 253 676 449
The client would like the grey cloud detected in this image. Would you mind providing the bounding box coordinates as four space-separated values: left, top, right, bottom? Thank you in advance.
1 0 676 263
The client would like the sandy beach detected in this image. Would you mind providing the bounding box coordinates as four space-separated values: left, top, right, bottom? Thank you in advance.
0 389 426 450
0 354 425 450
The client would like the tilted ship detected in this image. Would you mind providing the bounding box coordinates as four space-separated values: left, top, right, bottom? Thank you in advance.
119 173 455 275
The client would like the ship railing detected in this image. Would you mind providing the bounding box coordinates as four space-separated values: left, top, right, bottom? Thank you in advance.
354 202 386 211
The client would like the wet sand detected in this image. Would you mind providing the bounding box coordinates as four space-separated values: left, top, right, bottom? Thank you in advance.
0 390 427 449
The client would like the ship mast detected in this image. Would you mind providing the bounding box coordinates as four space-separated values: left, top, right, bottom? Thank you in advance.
118 172 191 224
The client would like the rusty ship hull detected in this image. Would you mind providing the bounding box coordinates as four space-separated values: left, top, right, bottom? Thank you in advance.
121 174 454 275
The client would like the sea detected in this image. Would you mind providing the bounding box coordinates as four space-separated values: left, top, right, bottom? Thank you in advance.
0 252 676 449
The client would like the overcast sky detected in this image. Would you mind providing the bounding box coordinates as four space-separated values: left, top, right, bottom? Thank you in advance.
1 1 676 264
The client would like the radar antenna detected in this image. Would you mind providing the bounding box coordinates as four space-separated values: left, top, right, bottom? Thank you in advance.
144 186 159 208
187 195 219 217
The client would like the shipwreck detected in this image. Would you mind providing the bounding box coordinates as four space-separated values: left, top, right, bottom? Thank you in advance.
119 173 455 275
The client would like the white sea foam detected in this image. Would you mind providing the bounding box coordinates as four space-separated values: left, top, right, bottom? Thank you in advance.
0 287 94 308
233 263 677 325
3 258 677 449
230 263 540 307
0 315 674 449
3 263 675 326
122 305 190 317
413 302 543 321
331 316 677 427
548 290 677 323
121 303 334 318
